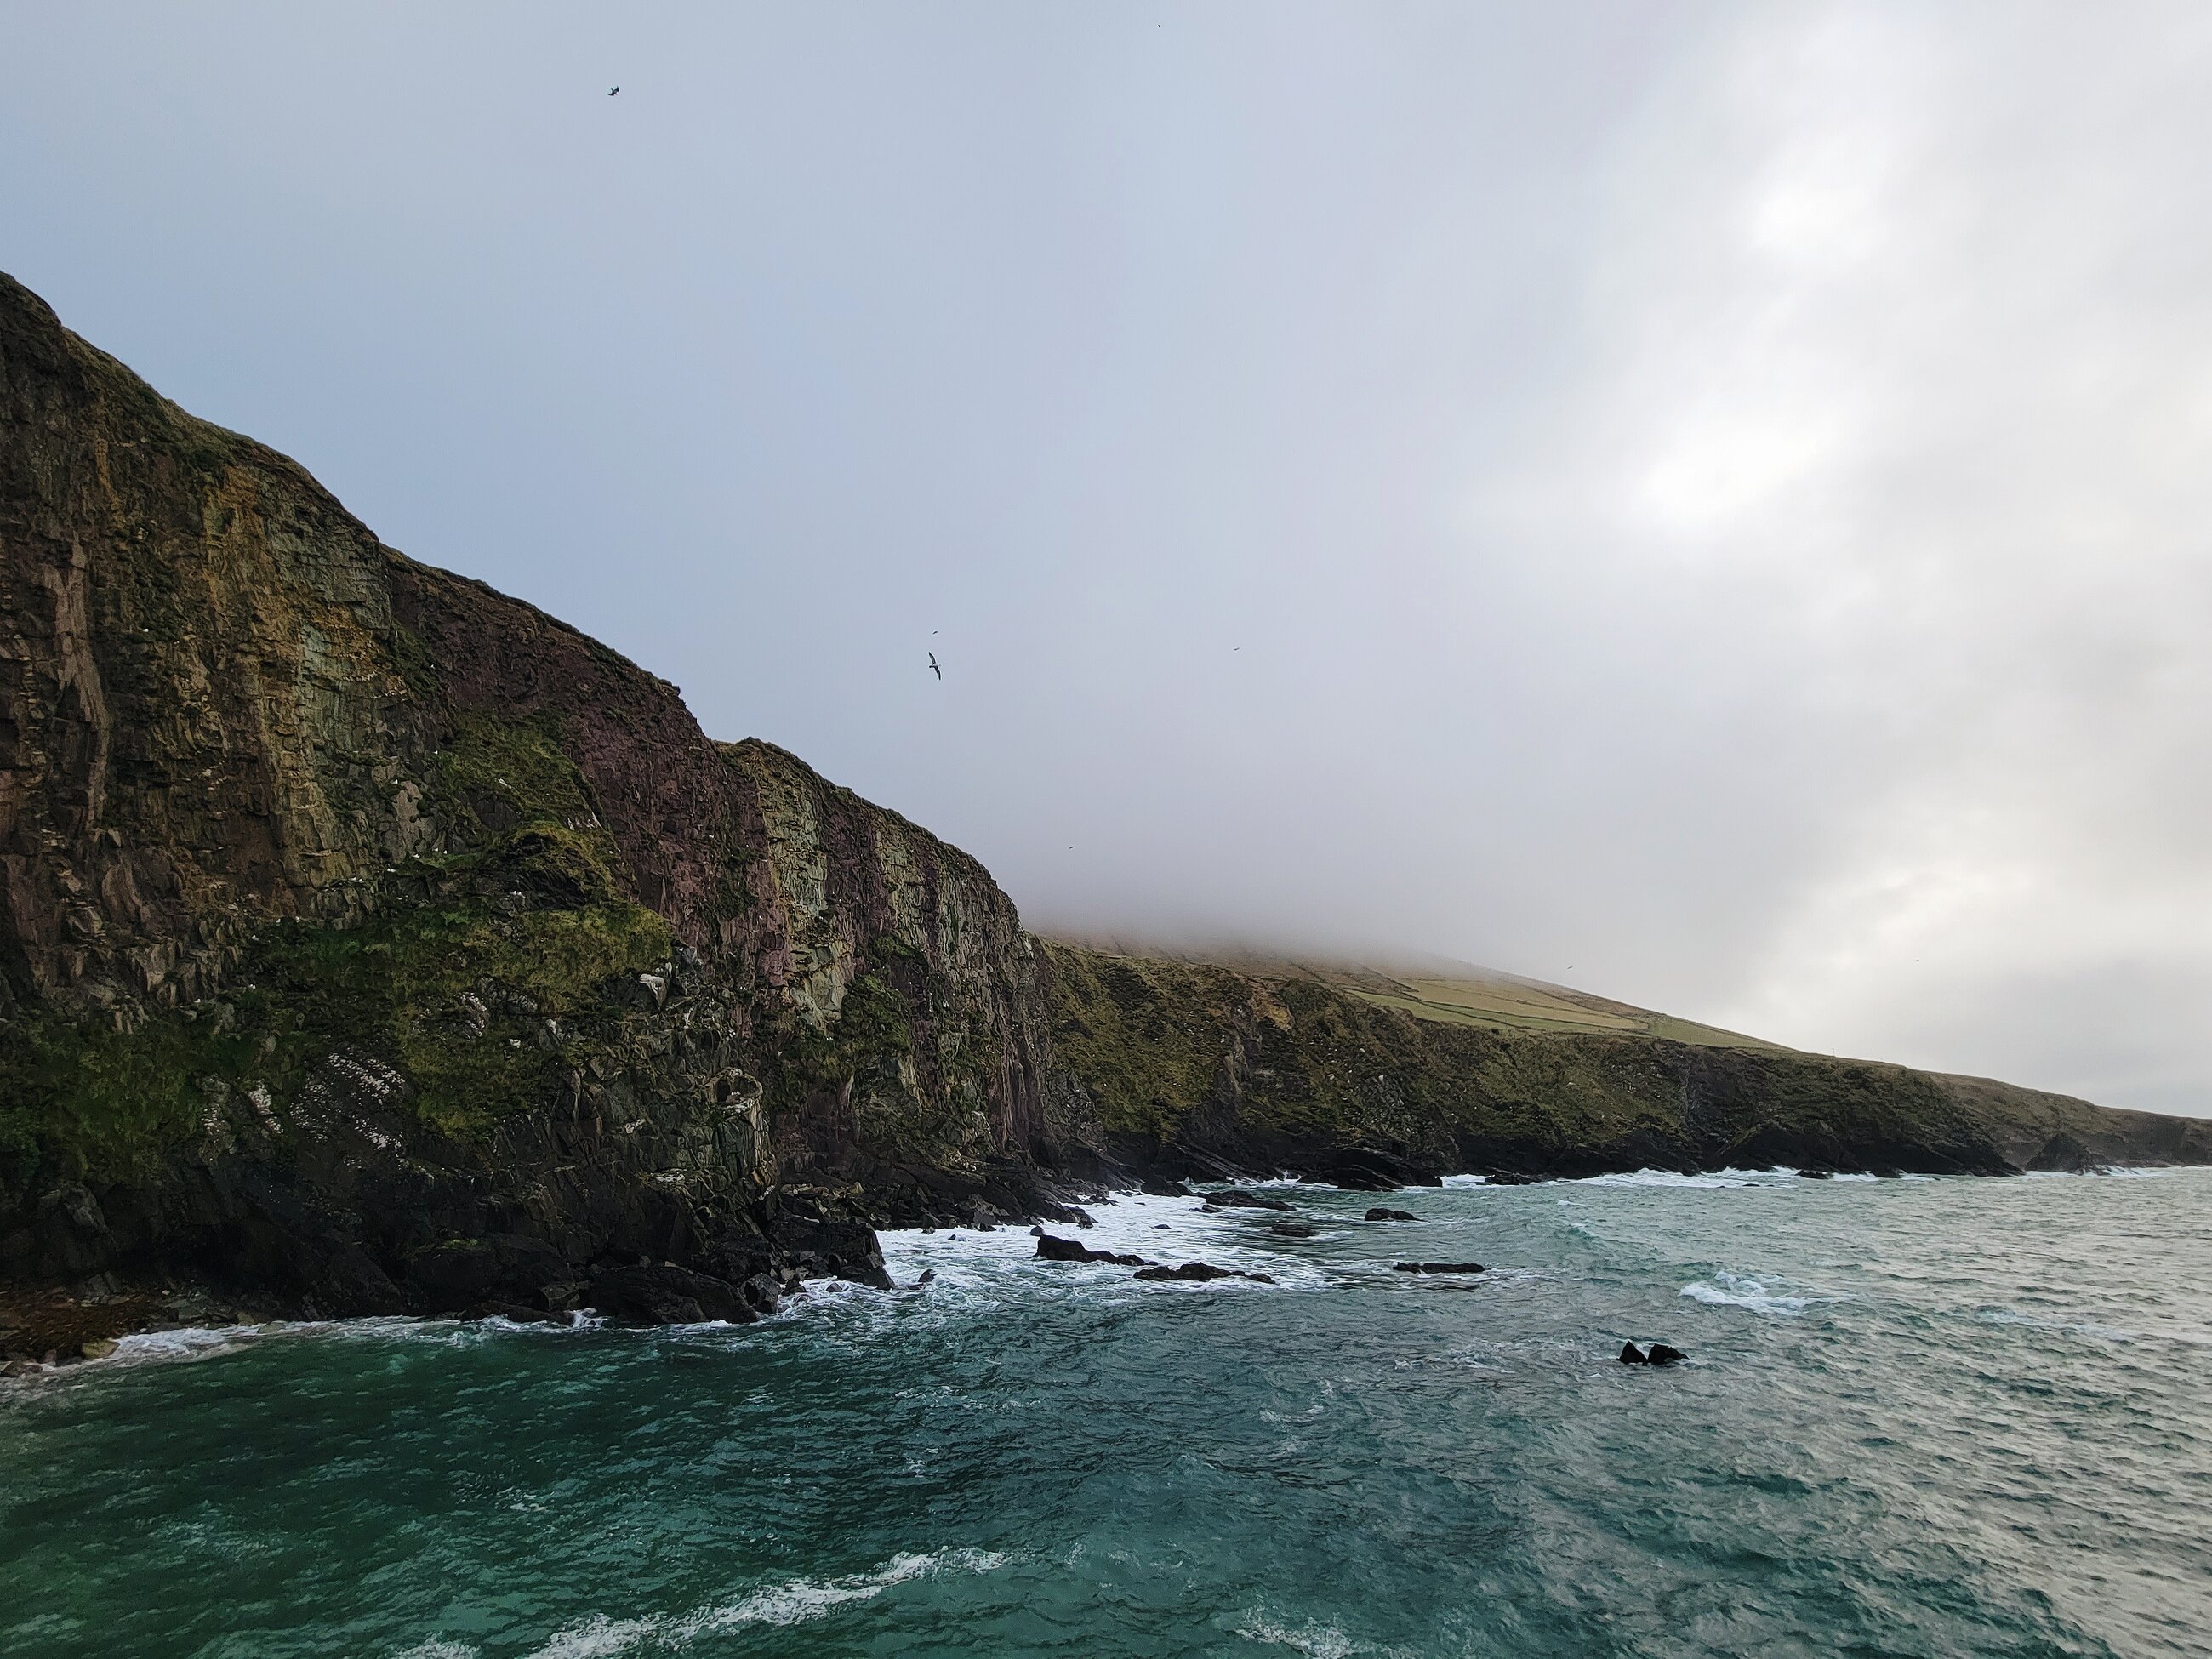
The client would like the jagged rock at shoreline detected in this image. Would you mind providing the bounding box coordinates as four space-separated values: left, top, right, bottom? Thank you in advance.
1199 1190 1295 1211
3 271 2207 1343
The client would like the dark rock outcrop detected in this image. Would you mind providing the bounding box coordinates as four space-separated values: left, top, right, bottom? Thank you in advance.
1365 1207 1418 1221
2026 1132 2103 1174
1132 1261 1273 1284
1200 1190 1293 1211
1393 1261 1485 1275
1035 1234 1147 1267
1267 1221 1316 1238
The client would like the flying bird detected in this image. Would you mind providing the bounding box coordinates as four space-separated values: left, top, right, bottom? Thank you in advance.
607 86 619 96
928 652 942 681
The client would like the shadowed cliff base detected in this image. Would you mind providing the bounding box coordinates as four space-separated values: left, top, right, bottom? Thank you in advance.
2 271 2203 1360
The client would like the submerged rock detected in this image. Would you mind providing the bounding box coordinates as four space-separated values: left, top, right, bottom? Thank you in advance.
1365 1208 1418 1222
1647 1343 1687 1365
1267 1222 1317 1238
1393 1262 1485 1275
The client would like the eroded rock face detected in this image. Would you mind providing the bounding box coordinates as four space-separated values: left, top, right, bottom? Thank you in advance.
0 271 1066 1319
1040 944 2212 1184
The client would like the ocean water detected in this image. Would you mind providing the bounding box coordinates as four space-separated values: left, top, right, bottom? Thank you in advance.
4 1169 2209 1658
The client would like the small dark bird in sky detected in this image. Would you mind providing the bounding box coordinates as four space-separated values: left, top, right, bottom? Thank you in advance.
928 652 942 681
607 86 619 96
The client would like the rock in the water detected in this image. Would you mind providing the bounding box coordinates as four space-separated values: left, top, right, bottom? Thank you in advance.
1140 1177 1191 1198
1035 1234 1149 1267
1267 1221 1317 1238
1798 1168 1835 1180
1485 1172 1536 1186
1132 1261 1269 1283
1618 1342 1649 1365
78 1337 118 1360
915 1269 935 1286
1200 1190 1294 1211
1646 1343 1687 1365
1365 1207 1418 1222
1392 1262 1485 1275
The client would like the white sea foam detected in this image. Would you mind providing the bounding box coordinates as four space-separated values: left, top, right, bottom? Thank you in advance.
516 1548 1007 1656
1679 1269 1841 1316
875 1189 1331 1299
2021 1166 2173 1180
1235 1613 1369 1656
1583 1166 1801 1190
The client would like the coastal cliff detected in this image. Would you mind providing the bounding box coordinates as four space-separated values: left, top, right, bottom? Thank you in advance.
2 271 2202 1358
0 271 1063 1337
1040 946 2211 1186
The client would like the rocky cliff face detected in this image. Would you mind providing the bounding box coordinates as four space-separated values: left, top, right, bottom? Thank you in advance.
0 271 1066 1331
1040 945 2212 1184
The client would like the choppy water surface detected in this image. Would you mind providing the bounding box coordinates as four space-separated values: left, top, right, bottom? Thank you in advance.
5 1169 2209 1658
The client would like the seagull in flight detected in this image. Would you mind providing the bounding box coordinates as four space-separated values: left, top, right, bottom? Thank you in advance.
607 86 619 96
928 652 942 681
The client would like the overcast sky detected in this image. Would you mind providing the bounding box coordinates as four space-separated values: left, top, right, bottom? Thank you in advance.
5 3 2209 1115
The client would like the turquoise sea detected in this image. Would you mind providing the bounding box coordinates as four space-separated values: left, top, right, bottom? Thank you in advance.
4 1167 2209 1657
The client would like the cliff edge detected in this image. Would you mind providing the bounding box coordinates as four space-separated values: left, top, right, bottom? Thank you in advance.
0 271 1071 1337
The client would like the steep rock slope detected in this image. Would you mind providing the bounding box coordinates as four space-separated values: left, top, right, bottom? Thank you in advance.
0 272 1063 1329
1040 944 2212 1183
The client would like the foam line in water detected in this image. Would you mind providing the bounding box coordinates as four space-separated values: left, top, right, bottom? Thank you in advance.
506 1548 1008 1656
1234 1612 1369 1656
1679 1269 1843 1316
